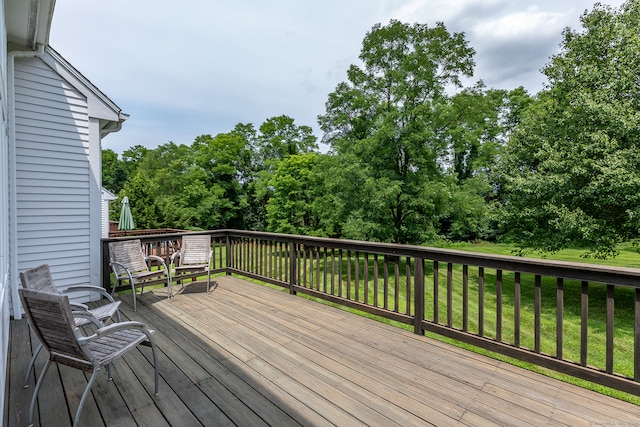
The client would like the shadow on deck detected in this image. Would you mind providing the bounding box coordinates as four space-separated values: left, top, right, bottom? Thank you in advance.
5 275 640 426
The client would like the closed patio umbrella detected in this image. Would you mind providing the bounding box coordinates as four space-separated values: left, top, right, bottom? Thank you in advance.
118 196 135 234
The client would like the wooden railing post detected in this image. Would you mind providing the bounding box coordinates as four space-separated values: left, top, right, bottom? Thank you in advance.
414 257 424 335
101 239 111 293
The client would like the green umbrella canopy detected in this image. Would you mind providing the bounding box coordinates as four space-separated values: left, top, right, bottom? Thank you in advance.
118 196 135 231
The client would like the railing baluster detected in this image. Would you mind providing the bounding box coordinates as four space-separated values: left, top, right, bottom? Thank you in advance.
405 257 411 316
242 238 246 272
414 257 425 335
289 242 296 294
235 238 240 270
394 259 400 313
447 263 453 328
306 245 310 287
347 250 352 300
514 272 521 347
496 269 502 342
330 248 335 295
262 239 267 277
373 254 379 307
323 247 328 293
299 244 303 287
272 240 277 279
463 265 469 332
535 275 541 353
316 247 321 291
258 239 263 276
606 284 614 373
557 278 564 360
241 238 246 271
434 261 439 324
478 267 484 336
355 251 360 302
364 253 369 305
383 258 389 310
253 238 257 274
338 249 343 298
279 242 289 282
267 240 272 278
581 281 588 366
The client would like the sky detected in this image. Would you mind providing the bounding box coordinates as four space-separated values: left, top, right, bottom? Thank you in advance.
49 0 626 155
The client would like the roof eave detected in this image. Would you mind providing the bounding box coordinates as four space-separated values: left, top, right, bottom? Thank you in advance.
6 0 56 50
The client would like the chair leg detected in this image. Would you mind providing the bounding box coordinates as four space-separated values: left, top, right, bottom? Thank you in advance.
73 369 99 427
131 283 137 312
150 338 159 395
28 359 52 426
23 342 43 388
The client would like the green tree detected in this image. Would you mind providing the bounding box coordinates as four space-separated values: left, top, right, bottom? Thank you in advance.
318 20 476 243
435 85 533 240
101 149 126 194
120 145 149 179
120 170 160 230
248 117 319 231
257 115 318 168
266 153 323 235
192 131 252 229
498 1 640 257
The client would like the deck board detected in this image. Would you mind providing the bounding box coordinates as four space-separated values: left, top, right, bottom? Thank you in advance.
6 275 640 426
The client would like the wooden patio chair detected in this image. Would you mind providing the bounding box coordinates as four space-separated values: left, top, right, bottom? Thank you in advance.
18 288 159 427
20 264 122 388
170 234 214 294
108 239 171 311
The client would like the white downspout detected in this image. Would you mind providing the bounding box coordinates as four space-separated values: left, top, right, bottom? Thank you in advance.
8 44 45 320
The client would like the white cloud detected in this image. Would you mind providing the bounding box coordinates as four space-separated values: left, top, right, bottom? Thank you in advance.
50 0 627 154
474 7 564 41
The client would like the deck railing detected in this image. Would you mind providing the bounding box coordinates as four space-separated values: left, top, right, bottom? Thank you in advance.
102 229 640 395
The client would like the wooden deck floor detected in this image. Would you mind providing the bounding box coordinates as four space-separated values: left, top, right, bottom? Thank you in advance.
5 275 640 426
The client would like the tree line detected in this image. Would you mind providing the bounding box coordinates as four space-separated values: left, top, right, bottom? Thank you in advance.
103 1 640 258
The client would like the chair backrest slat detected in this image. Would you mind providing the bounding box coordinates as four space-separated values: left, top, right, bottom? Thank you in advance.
19 289 90 366
20 264 57 293
181 235 211 265
109 239 149 275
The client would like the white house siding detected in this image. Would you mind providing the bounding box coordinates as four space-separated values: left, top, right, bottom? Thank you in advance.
13 56 96 301
0 0 9 418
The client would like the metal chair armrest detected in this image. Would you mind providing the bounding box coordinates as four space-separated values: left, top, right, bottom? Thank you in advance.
78 321 154 344
72 311 103 328
64 285 117 303
70 302 89 311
